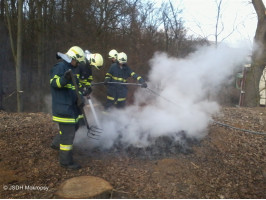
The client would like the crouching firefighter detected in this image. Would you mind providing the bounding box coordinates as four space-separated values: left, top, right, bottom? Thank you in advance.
50 46 86 170
104 52 147 110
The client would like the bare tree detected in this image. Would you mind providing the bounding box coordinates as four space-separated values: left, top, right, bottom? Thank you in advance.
213 0 237 46
160 0 186 56
5 0 23 112
16 0 23 112
243 0 266 106
1 0 213 111
0 21 8 110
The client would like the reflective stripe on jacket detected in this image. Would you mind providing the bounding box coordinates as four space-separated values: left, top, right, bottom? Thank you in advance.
78 62 93 88
105 63 144 100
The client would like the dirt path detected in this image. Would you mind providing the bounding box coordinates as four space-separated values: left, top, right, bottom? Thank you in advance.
0 107 265 198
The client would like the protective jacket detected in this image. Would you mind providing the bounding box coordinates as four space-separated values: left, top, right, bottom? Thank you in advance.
105 62 144 102
50 61 83 124
77 62 93 96
78 62 93 88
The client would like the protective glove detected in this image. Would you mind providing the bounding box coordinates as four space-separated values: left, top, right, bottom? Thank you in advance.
81 86 92 96
64 69 72 81
141 82 148 88
104 79 109 85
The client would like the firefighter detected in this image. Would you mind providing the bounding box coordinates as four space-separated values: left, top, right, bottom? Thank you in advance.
51 52 104 146
50 46 86 170
108 49 118 63
79 52 104 97
104 52 147 110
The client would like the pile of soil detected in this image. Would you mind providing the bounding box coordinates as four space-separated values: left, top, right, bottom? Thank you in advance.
0 106 265 198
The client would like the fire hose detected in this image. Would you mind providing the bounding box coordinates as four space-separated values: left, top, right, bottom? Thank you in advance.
91 82 142 86
91 81 266 136
212 121 266 135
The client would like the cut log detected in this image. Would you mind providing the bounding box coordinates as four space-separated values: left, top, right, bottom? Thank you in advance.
55 176 113 199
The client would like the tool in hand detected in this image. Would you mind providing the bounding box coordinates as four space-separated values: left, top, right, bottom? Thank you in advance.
67 69 102 139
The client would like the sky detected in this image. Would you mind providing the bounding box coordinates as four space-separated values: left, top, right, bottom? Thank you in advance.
162 0 266 47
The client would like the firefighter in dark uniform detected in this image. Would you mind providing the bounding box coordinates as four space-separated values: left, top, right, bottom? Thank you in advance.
50 46 86 170
78 52 104 97
50 50 104 167
104 52 147 110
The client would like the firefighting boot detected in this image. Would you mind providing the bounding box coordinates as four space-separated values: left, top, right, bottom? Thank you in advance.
61 162 81 170
59 150 81 170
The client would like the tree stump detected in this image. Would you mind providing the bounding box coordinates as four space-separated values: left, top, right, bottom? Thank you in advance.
55 176 113 199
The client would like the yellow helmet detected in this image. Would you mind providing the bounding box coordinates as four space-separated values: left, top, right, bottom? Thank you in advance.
108 49 118 59
66 46 85 63
117 52 127 64
89 53 104 70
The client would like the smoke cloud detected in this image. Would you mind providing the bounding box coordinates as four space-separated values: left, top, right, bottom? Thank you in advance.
75 43 250 149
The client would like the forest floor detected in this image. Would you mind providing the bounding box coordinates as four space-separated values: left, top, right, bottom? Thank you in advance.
0 106 265 199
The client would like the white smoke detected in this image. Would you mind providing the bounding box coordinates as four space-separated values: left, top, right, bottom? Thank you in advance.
75 43 251 149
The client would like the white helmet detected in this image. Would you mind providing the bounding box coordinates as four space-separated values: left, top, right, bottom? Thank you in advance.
117 52 127 64
66 46 85 63
89 53 104 70
108 49 118 59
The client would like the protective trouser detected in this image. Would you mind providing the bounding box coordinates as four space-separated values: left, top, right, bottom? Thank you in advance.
51 120 84 149
58 123 79 166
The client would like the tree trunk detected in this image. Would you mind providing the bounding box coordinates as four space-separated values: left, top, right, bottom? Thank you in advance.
5 0 23 112
16 0 23 112
243 0 266 106
4 0 16 63
214 0 222 47
37 0 43 111
0 21 7 110
0 0 4 19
